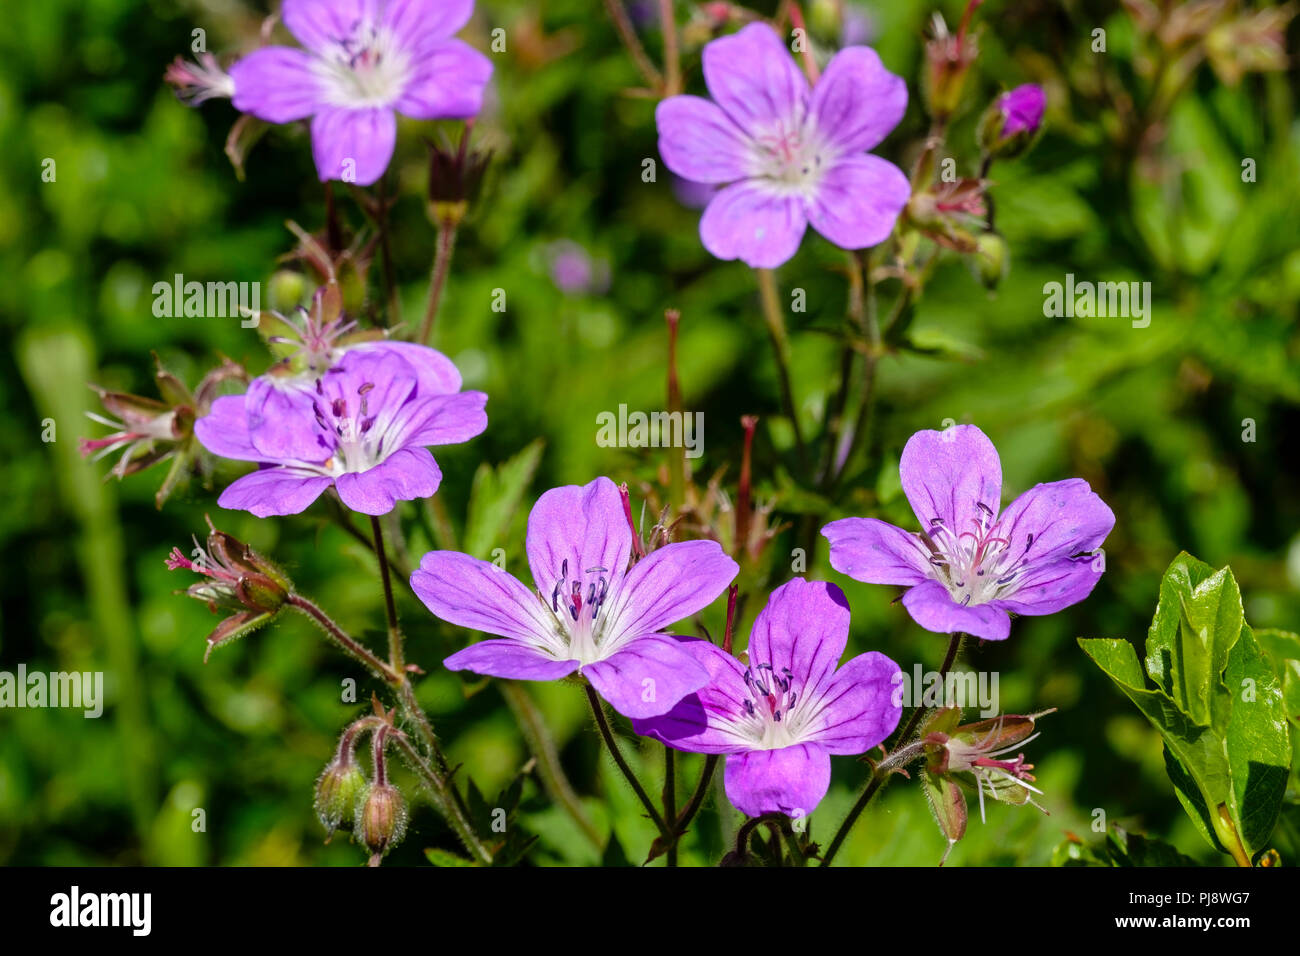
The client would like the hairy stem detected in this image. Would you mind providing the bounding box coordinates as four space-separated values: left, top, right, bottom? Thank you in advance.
389 732 493 865
603 0 664 91
286 594 398 684
754 268 807 468
417 224 458 346
585 684 669 837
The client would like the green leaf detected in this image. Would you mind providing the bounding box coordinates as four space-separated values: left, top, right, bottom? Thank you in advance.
1051 827 1199 867
461 439 545 560
424 848 475 867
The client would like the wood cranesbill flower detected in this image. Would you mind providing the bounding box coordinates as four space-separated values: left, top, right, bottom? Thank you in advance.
411 477 740 719
655 22 910 268
822 425 1115 641
634 579 902 818
228 0 493 185
195 345 486 516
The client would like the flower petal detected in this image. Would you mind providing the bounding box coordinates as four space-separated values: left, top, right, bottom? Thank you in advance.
702 22 808 132
745 579 850 697
334 446 441 514
282 0 379 53
354 341 463 394
632 638 753 754
822 516 929 586
723 744 831 818
380 0 475 46
699 181 806 268
195 394 261 462
444 640 579 681
581 634 710 719
394 39 492 119
899 424 1002 538
994 478 1115 564
411 551 561 647
217 466 333 517
525 477 632 598
805 155 909 250
809 46 907 154
310 107 396 186
229 47 322 123
399 391 488 449
656 95 752 184
993 556 1106 616
245 378 328 462
901 579 1011 641
605 540 738 645
802 651 902 755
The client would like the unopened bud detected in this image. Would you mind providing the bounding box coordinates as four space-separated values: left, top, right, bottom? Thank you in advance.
356 782 408 858
978 84 1046 160
315 758 368 837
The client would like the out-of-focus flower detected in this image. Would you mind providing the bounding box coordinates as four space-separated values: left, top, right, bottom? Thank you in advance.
544 241 610 296
922 0 982 122
823 424 1114 641
978 83 1046 160
426 131 492 228
655 22 909 268
635 579 902 818
164 52 235 105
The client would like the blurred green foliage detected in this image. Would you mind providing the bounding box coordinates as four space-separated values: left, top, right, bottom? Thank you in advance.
1 0 1298 866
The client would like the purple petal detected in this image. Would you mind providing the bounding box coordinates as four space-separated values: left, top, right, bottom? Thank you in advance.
993 557 1105 616
656 96 752 184
411 551 559 645
805 155 909 250
245 378 328 462
217 467 334 517
723 744 831 818
994 478 1115 564
901 580 1011 641
444 640 579 681
899 424 1002 540
380 0 475 48
353 341 463 394
194 394 261 462
395 39 492 120
282 0 379 53
999 84 1046 136
334 446 441 514
606 540 738 640
699 181 806 268
804 651 901 755
582 634 710 719
822 516 929 586
809 46 907 154
702 22 808 132
310 107 396 186
745 579 850 695
400 391 488 448
229 47 322 123
632 638 753 754
525 477 632 598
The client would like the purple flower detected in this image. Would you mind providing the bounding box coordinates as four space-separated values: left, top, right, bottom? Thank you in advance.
411 477 739 719
635 579 901 818
996 84 1045 137
229 0 493 186
822 425 1115 642
655 22 910 269
195 343 486 516
544 241 610 296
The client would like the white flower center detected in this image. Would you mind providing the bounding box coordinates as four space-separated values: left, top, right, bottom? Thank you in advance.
919 504 1033 607
313 28 412 109
736 662 810 750
540 559 616 664
748 112 828 198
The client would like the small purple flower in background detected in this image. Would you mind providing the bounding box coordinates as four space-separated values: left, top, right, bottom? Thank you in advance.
996 83 1046 137
228 0 493 185
411 477 739 719
822 425 1115 641
196 345 486 516
655 22 910 268
635 579 901 818
840 5 876 47
543 240 611 297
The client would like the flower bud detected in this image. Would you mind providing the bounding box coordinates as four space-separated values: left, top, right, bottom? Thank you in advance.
978 84 1045 160
922 1 982 122
972 232 1008 289
426 132 492 230
356 782 408 859
315 758 368 838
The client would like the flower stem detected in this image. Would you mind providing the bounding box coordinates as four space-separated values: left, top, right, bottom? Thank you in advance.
389 731 493 865
663 745 678 866
676 753 718 832
417 223 458 346
820 631 964 866
658 0 681 95
584 683 669 837
286 594 398 684
754 268 807 468
603 0 664 92
370 516 403 674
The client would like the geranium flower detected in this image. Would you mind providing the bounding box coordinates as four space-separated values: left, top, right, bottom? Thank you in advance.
635 579 902 818
195 345 486 516
411 477 739 719
822 425 1114 641
229 0 493 185
655 22 910 268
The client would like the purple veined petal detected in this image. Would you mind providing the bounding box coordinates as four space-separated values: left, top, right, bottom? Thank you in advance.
411 550 562 646
334 446 442 515
699 180 807 269
604 539 739 644
745 579 851 698
899 424 1002 542
901 579 1011 641
245 377 330 462
581 634 711 719
805 154 909 251
809 45 907 155
444 639 580 681
394 38 492 119
327 347 420 423
822 516 930 586
701 22 809 132
310 107 397 186
194 394 262 462
992 556 1105 617
380 0 476 49
993 478 1115 566
723 743 832 818
656 95 753 184
525 477 633 601
398 391 488 449
801 651 901 755
281 0 379 53
217 466 334 517
632 637 753 754
352 341 463 394
229 47 323 123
